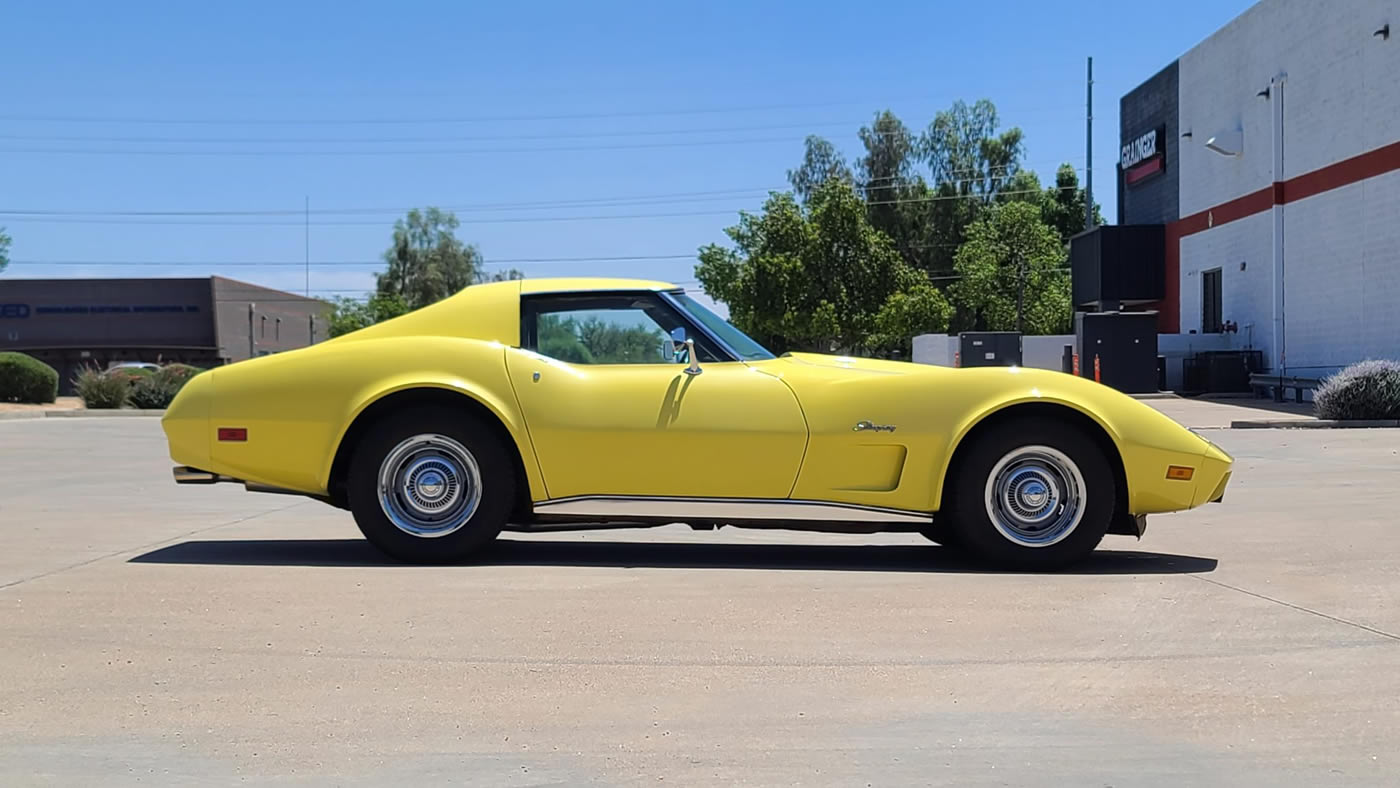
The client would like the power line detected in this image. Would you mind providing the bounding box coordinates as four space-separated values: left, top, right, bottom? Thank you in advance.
0 120 873 145
0 135 820 157
0 95 1052 126
0 158 1086 218
7 254 701 267
0 183 1088 226
0 189 781 218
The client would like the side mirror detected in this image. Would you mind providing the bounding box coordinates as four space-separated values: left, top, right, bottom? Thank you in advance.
668 327 701 375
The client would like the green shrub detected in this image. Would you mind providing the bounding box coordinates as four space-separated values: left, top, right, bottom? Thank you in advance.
0 352 59 404
160 363 203 383
128 365 202 409
73 366 130 409
121 366 156 381
1313 360 1400 420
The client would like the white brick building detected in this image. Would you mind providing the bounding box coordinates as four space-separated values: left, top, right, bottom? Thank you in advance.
1103 0 1399 383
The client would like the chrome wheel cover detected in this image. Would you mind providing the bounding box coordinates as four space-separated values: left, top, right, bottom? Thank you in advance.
984 445 1085 548
378 434 482 538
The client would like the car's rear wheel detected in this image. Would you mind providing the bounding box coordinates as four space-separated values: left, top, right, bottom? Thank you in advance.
347 407 514 564
945 419 1114 570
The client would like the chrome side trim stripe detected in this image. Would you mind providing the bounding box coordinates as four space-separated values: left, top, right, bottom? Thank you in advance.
532 496 932 524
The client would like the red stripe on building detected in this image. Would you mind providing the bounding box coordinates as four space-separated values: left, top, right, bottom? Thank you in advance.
1173 186 1274 237
1159 138 1400 330
1283 139 1400 204
1173 139 1400 238
1125 156 1164 184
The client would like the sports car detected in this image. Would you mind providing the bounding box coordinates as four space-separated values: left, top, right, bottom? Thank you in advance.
162 277 1232 569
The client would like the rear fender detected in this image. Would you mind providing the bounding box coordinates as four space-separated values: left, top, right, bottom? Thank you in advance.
321 374 546 503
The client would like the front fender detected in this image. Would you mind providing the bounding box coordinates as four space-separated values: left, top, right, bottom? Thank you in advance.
933 369 1219 514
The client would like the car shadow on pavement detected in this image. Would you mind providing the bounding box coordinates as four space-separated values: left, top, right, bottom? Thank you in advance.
129 538 1217 575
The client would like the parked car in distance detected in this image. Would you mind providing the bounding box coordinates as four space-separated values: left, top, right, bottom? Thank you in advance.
161 278 1233 570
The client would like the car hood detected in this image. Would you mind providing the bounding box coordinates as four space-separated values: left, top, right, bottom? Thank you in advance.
776 351 942 376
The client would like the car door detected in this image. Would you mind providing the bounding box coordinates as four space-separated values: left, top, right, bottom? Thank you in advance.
504 291 808 501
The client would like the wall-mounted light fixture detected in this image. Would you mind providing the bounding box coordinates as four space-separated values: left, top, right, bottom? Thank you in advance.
1376 23 1390 40
1256 86 1271 99
1205 129 1243 157
1181 130 1193 139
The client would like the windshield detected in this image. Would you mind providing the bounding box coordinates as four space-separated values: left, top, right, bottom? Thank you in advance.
668 292 776 361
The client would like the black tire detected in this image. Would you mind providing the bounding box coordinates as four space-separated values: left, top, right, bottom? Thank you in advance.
917 524 962 548
347 406 515 564
945 418 1114 570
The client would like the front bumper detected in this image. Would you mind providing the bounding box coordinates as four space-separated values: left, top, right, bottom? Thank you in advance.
1194 440 1234 507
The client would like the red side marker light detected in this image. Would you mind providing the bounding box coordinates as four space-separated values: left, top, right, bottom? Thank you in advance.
217 427 248 442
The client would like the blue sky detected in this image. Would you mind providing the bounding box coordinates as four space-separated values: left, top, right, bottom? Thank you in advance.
0 0 1254 310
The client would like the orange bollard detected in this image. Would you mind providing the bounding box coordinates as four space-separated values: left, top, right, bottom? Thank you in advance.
954 351 960 368
1094 354 1101 383
1072 353 1079 376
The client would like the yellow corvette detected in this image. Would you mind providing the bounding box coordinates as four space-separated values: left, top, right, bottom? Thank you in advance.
162 277 1232 569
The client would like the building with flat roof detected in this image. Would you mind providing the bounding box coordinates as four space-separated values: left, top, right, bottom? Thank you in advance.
1073 0 1398 387
0 276 330 393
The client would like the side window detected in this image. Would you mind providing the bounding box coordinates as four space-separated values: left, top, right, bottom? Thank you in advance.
523 293 722 365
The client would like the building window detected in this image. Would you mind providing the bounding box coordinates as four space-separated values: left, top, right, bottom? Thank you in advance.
1201 269 1223 334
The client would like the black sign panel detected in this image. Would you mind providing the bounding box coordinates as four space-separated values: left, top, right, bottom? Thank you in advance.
1120 124 1167 186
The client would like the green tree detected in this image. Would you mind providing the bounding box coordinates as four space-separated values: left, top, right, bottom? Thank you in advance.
920 99 1024 202
915 99 1027 277
787 135 852 202
870 283 952 356
0 227 10 273
856 111 938 274
326 292 411 338
695 179 949 354
376 207 487 309
535 314 664 364
1037 164 1105 245
950 201 1071 335
998 164 1106 245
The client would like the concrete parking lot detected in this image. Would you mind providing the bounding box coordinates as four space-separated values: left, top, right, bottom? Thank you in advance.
1 405 1397 786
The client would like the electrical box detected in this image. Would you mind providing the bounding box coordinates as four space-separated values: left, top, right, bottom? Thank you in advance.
958 332 1023 367
1074 312 1159 393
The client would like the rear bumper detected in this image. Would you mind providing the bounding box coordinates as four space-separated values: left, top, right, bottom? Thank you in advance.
173 465 234 484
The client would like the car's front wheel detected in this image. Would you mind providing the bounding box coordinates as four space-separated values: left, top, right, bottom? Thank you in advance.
347 407 514 564
945 419 1114 570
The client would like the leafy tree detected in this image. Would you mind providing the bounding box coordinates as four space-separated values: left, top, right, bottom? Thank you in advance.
376 207 487 309
787 136 852 202
920 99 1024 203
910 100 1028 277
0 227 10 273
576 317 663 363
326 292 410 338
998 164 1106 245
949 201 1071 335
855 111 937 274
695 179 949 354
1038 164 1105 245
536 313 663 364
870 283 952 356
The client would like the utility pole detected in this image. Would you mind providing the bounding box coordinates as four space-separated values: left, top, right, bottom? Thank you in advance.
304 196 310 297
1085 56 1094 231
